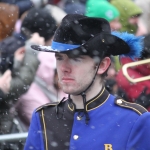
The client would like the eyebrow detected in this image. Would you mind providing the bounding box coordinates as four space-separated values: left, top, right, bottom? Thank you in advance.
55 53 85 59
55 53 62 57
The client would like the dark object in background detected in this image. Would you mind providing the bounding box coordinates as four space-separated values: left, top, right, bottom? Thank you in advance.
64 2 85 15
141 34 150 59
64 0 86 15
135 87 150 108
105 79 117 94
0 33 26 74
65 0 87 5
105 78 128 100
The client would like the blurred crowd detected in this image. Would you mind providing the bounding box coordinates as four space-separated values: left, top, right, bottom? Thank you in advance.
0 0 150 149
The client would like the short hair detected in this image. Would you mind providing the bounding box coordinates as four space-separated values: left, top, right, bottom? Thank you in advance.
21 8 57 41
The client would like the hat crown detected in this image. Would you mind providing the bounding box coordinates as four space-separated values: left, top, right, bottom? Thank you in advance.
32 14 144 60
53 14 111 45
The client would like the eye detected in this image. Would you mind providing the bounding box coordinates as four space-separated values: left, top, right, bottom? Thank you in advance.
72 57 82 62
55 54 64 61
56 56 63 61
73 58 80 61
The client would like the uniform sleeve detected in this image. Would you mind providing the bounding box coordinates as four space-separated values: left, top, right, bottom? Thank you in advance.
24 111 44 150
126 112 150 150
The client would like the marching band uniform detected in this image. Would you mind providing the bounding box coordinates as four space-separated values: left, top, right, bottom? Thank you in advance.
25 87 150 150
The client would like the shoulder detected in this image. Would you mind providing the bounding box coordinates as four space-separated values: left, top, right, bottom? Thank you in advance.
35 102 60 112
115 98 148 115
35 97 68 112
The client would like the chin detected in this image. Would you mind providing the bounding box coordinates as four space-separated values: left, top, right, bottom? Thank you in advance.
61 83 85 95
62 89 75 95
62 87 81 95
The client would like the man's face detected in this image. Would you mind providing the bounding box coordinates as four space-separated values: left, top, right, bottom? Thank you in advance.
55 53 97 95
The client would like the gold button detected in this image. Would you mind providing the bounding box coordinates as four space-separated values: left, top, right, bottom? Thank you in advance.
77 116 82 120
73 135 79 140
117 99 122 104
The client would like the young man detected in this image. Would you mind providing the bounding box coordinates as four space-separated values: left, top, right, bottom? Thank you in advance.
24 14 150 150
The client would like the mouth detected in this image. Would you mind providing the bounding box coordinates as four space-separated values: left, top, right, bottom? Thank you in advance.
61 77 74 83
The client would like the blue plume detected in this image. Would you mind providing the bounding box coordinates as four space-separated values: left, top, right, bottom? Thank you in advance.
112 31 144 60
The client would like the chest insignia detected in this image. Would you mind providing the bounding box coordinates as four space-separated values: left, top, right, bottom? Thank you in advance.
104 144 113 150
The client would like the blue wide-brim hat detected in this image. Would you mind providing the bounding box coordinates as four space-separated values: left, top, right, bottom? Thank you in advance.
31 14 139 58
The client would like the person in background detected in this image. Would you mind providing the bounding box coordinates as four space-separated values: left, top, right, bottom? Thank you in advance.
85 0 121 31
0 7 57 74
110 0 142 35
0 70 12 98
25 14 150 150
10 4 66 128
0 33 44 129
116 34 150 111
0 8 56 79
110 0 143 72
134 0 150 35
0 8 57 137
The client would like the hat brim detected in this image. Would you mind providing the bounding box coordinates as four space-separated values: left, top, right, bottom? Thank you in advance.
31 33 130 57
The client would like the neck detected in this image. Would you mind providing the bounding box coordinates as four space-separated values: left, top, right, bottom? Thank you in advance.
70 78 103 109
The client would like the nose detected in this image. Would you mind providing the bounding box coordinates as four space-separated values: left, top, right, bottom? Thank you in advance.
60 60 71 73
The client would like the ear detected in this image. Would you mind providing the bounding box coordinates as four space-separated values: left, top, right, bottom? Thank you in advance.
97 57 111 75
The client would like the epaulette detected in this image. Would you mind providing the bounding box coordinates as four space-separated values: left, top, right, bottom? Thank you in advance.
35 102 60 112
115 98 148 115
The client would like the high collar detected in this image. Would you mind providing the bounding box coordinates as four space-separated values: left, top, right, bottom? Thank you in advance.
67 86 110 112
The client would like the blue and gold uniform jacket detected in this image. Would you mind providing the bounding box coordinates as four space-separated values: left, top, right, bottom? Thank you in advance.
24 87 150 150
